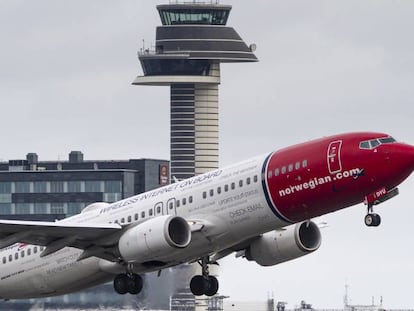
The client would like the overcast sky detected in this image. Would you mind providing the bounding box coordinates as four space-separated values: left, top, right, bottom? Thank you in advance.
1 0 414 308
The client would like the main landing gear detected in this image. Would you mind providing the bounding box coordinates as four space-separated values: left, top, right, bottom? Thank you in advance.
364 205 381 227
190 256 219 297
113 270 143 295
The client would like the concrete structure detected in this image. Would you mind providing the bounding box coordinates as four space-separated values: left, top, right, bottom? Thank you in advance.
133 1 258 181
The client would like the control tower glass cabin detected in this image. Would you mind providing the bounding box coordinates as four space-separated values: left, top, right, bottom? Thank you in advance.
133 2 258 181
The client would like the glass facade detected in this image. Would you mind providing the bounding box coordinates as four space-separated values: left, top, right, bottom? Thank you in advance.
159 9 229 25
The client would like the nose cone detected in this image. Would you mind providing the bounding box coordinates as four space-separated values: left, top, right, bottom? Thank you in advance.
391 143 414 175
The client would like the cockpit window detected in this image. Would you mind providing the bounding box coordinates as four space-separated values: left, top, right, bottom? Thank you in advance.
359 136 396 150
379 137 396 144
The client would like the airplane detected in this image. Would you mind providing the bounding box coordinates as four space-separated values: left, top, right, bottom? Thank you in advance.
0 132 413 300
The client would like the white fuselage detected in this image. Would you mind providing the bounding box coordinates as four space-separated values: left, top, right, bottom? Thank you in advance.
0 154 287 299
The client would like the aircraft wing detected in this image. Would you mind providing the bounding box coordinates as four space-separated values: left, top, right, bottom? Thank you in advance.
0 219 122 261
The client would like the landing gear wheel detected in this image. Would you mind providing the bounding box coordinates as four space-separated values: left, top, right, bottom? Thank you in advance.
114 273 143 295
205 276 219 297
113 274 129 295
190 275 206 296
364 213 381 227
127 274 143 295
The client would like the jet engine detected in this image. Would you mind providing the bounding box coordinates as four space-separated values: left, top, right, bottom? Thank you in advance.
118 215 191 263
245 221 321 266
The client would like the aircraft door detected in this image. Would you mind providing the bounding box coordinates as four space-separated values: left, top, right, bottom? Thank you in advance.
327 140 343 174
154 202 164 216
166 198 177 215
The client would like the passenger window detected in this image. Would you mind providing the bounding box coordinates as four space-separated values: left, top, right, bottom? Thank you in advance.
274 169 279 176
169 202 174 210
15 253 18 260
295 162 300 170
135 213 139 221
209 189 214 197
288 164 293 172
302 160 308 168
268 170 273 178
224 184 229 192
231 182 235 190
8 255 12 262
149 209 153 216
217 187 221 194
141 211 146 218
281 166 287 174
189 196 193 204
34 247 38 254
2 257 6 264
21 251 25 258
254 175 258 183
28 248 31 256
182 198 186 205
115 220 119 224
176 200 180 207
128 215 132 222
203 191 207 199
239 180 243 187
247 177 251 185
121 218 125 224
157 205 161 213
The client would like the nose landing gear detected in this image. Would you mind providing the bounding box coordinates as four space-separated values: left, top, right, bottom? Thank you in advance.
364 210 381 227
190 256 219 297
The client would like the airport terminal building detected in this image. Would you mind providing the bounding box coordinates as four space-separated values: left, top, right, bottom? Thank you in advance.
0 151 169 220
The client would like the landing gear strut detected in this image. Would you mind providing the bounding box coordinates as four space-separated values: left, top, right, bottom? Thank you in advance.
364 205 381 227
190 256 219 297
113 265 143 295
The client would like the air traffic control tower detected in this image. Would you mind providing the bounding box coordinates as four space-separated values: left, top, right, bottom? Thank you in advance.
133 1 258 181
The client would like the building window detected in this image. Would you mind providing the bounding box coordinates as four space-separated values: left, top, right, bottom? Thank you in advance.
68 181 81 192
85 181 101 192
104 181 121 193
51 203 65 214
50 181 64 193
15 203 31 214
34 203 48 214
67 203 83 215
0 203 11 214
15 182 30 193
33 181 47 193
0 182 11 194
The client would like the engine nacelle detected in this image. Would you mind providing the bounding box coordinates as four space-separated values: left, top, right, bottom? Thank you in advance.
118 215 191 263
245 221 321 266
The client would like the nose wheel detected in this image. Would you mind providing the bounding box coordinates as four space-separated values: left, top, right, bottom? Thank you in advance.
364 205 381 227
190 256 219 297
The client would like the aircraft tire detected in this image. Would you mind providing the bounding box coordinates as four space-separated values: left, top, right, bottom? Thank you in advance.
372 213 381 227
113 274 129 295
127 274 143 295
205 276 219 297
190 275 206 296
364 214 374 226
